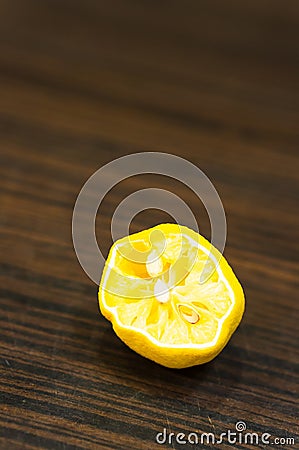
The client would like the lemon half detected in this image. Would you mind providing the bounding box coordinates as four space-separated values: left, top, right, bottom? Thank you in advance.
98 224 245 368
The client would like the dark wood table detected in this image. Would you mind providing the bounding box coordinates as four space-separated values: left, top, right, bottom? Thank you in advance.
1 1 298 449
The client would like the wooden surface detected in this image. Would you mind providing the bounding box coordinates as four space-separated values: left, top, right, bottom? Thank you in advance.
0 1 298 449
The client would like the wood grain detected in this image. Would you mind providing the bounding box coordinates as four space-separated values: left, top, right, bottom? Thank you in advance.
0 0 298 449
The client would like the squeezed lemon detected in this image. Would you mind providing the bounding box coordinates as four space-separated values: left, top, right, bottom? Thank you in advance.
98 224 245 368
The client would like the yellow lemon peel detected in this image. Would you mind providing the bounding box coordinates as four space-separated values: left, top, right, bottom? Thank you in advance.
98 224 245 369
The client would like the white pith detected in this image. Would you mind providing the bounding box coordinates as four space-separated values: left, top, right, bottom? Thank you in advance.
101 233 235 349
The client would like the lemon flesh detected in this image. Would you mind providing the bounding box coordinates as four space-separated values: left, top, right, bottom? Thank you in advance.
98 224 245 369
